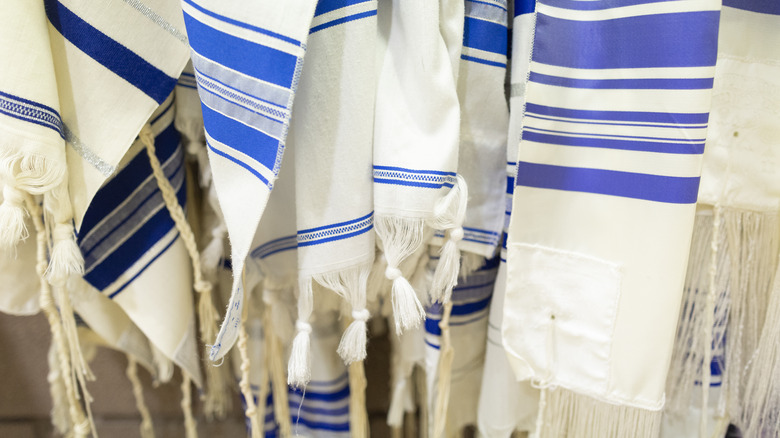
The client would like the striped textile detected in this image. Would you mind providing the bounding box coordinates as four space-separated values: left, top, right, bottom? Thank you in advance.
503 0 720 420
424 256 499 433
76 100 201 385
181 0 320 362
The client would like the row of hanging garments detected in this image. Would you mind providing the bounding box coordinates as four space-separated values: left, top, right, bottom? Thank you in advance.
0 0 779 437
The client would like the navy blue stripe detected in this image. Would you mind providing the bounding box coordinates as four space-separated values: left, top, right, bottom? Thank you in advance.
315 0 372 16
522 130 706 154
373 165 456 176
106 234 180 299
201 103 280 171
532 11 720 69
542 0 677 10
206 141 270 186
291 418 350 432
452 295 493 316
310 9 377 34
297 224 373 247
463 17 508 55
298 212 373 234
183 12 298 89
150 98 175 126
529 72 714 90
289 385 349 402
374 178 454 189
182 0 302 46
461 54 506 68
515 0 535 15
0 107 63 138
515 161 700 204
723 0 780 14
525 103 710 124
0 90 61 116
288 402 349 416
44 0 176 104
78 125 180 237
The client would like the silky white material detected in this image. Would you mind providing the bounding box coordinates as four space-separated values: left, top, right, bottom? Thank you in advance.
183 0 320 362
503 0 720 411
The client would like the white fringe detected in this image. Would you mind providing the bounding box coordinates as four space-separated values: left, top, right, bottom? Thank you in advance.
537 388 661 438
0 184 29 251
263 295 292 437
375 216 427 334
288 278 314 387
432 301 454 438
126 356 155 438
429 175 468 303
43 180 84 285
348 360 369 437
0 150 65 195
181 371 198 438
47 340 71 435
238 322 263 438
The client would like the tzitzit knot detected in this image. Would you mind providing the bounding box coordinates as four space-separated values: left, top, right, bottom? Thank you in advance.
296 320 312 334
385 266 402 281
450 227 464 242
52 223 73 242
351 308 370 322
194 279 212 294
2 185 24 207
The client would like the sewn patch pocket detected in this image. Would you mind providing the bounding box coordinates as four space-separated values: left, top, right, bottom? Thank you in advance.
502 243 622 396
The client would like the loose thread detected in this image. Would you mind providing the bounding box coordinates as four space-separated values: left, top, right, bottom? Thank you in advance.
181 371 198 438
126 356 155 438
238 322 262 438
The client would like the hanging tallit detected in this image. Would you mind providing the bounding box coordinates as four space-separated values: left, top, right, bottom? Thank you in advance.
502 1 721 436
287 0 378 387
663 2 780 437
477 0 540 435
180 0 320 362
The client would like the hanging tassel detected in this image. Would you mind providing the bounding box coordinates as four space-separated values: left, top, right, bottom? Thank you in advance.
151 344 174 384
181 371 198 438
0 184 29 250
432 301 454 438
263 292 292 437
44 180 84 285
288 279 314 387
375 216 427 335
47 340 71 435
429 175 468 303
238 322 263 438
126 356 155 438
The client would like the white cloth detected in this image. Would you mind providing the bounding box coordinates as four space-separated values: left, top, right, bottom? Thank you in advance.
181 0 320 362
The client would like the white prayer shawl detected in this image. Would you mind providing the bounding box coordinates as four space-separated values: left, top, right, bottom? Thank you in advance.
502 1 721 436
0 209 39 315
373 0 463 330
477 0 539 435
663 2 780 437
424 256 499 435
76 103 201 385
287 0 378 386
181 0 320 362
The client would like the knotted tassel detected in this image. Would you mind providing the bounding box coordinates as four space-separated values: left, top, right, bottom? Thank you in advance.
0 184 29 250
339 308 371 364
44 179 84 285
288 279 314 387
375 216 427 334
430 175 468 303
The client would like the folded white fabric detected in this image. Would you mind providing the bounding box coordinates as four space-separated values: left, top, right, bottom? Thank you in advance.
180 0 320 362
503 1 721 436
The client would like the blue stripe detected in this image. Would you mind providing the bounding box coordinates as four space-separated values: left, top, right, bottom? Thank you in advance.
525 113 707 130
289 385 349 402
194 66 288 110
0 90 61 117
298 212 374 234
182 0 302 46
373 165 456 176
723 0 780 14
464 227 500 236
44 0 176 104
150 98 175 126
310 10 377 34
515 161 700 204
315 0 372 16
461 54 506 68
78 125 180 238
0 107 63 138
532 11 720 69
183 12 298 89
373 178 454 189
526 126 705 143
289 402 349 416
507 176 516 194
515 0 535 15
463 17 508 55
292 418 350 432
525 103 710 125
201 104 280 172
542 0 678 10
522 130 706 154
206 141 270 186
529 72 714 90
297 224 373 247
452 295 493 316
176 83 198 90
106 234 180 299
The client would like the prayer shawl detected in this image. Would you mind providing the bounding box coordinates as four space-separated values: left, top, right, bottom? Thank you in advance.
287 0 378 387
662 2 780 437
477 0 540 435
0 206 39 314
373 0 465 332
76 100 201 385
180 0 320 362
424 256 499 435
502 1 721 437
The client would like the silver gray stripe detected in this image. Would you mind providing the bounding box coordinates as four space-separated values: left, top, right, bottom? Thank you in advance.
121 0 189 44
64 125 116 177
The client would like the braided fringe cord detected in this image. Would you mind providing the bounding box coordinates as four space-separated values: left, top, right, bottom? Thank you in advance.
264 305 292 437
126 356 155 438
701 205 721 438
433 301 454 438
181 372 198 438
26 194 92 438
349 360 369 437
238 322 263 438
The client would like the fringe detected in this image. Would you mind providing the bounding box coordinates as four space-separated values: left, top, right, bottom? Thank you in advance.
43 179 84 285
0 150 65 194
537 388 662 438
288 278 313 387
238 322 263 438
126 356 155 438
0 184 29 251
263 297 292 437
47 340 71 435
348 360 369 437
429 175 468 303
432 301 454 438
181 371 198 438
375 216 427 334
